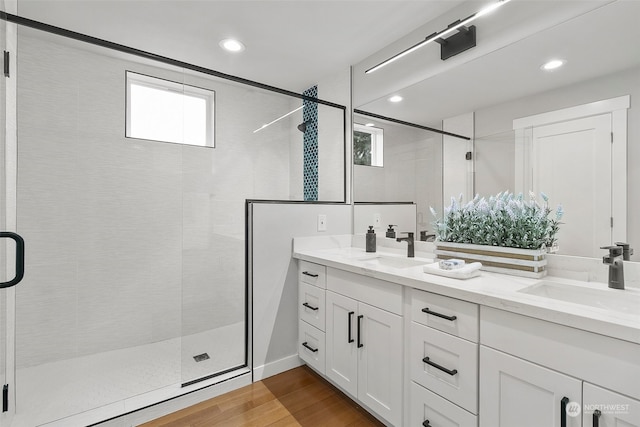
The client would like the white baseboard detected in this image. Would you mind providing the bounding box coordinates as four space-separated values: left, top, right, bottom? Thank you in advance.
253 354 303 381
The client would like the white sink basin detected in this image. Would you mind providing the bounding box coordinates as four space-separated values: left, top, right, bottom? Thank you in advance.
518 280 640 314
356 255 431 269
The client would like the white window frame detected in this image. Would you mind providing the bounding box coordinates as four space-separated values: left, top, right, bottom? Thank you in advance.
354 123 384 167
125 71 215 147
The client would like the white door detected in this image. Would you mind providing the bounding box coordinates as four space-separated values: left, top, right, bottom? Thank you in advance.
357 302 402 427
583 382 640 427
530 114 612 257
480 346 582 427
325 291 358 397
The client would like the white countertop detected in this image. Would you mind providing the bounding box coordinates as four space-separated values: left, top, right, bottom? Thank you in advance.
293 236 640 345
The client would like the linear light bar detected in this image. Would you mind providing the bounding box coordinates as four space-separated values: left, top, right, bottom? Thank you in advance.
365 0 511 74
253 105 303 133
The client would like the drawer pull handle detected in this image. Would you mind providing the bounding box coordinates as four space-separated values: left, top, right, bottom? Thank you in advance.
302 302 319 311
422 420 431 427
302 271 319 278
422 356 458 376
593 409 601 427
357 315 364 348
302 342 318 353
561 397 569 427
421 307 457 321
348 311 355 343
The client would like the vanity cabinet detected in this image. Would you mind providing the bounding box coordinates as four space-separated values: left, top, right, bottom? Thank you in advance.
325 268 403 426
410 289 479 426
298 261 327 374
480 346 581 427
480 306 640 427
583 383 640 427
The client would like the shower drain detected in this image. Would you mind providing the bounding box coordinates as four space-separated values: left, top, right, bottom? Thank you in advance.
193 353 210 362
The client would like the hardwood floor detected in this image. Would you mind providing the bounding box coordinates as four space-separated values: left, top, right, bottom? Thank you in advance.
140 366 385 426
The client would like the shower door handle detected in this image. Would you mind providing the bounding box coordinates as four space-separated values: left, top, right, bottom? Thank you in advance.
0 232 25 289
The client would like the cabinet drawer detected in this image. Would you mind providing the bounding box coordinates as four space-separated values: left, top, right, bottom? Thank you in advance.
412 289 478 342
299 282 325 331
299 320 325 375
411 323 478 414
411 382 477 427
298 260 326 288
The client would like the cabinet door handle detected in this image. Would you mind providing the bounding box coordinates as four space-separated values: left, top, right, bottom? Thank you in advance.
592 409 601 427
302 342 318 353
561 397 569 427
422 420 431 427
357 315 364 348
421 307 457 321
302 271 318 278
302 302 319 311
348 311 355 343
422 356 458 376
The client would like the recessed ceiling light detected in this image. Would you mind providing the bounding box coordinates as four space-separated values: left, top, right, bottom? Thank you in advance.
389 95 403 103
365 123 375 127
541 59 565 71
219 38 245 53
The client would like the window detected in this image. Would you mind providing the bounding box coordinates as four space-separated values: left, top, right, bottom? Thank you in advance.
126 71 215 147
353 123 383 166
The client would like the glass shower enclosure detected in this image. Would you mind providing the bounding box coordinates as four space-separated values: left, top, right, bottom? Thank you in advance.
0 12 345 427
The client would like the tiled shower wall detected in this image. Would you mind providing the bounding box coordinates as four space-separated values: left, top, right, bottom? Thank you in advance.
14 30 305 369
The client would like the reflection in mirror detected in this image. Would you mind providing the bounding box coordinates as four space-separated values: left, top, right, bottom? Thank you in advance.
353 112 443 236
352 0 640 260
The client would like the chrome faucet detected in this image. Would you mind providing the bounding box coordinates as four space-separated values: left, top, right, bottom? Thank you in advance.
601 245 625 290
397 232 415 258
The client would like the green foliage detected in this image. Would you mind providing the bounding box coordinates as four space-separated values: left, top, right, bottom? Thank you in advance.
430 191 563 250
353 131 372 166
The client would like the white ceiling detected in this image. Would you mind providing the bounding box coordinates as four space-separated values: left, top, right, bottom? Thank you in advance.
14 0 465 94
354 0 640 126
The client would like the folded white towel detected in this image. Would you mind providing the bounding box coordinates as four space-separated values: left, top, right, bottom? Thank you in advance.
423 261 482 279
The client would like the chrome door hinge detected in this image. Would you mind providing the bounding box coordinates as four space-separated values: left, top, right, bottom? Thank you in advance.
3 51 9 77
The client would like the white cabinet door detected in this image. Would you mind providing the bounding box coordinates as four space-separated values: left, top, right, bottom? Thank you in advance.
583 382 640 427
480 346 581 427
358 302 403 427
325 290 358 397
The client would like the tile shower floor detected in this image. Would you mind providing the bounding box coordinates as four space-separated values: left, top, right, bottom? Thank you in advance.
12 322 245 427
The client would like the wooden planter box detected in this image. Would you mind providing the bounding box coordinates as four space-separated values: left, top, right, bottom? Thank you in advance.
434 241 547 278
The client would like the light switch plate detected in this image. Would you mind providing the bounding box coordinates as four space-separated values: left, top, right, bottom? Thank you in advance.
317 214 327 232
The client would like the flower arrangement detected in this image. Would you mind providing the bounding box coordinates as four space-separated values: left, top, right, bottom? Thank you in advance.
430 191 563 250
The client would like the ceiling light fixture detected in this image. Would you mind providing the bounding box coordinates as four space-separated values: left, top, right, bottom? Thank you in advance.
365 0 512 74
541 59 565 71
365 123 375 127
253 106 303 133
389 95 403 103
219 38 245 53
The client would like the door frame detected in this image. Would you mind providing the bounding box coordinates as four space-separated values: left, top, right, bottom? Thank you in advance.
513 95 629 246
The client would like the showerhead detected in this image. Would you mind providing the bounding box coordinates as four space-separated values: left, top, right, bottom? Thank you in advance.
297 122 307 133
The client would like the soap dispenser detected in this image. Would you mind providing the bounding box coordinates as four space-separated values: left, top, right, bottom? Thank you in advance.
366 226 377 253
385 225 397 238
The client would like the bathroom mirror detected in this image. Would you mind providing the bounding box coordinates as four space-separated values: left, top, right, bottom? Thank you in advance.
352 0 640 260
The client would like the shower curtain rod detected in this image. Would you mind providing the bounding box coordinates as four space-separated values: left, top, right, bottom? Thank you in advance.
354 109 471 140
0 11 346 111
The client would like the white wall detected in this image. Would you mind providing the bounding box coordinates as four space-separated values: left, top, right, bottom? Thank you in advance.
353 204 416 238
250 202 351 380
442 113 474 206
